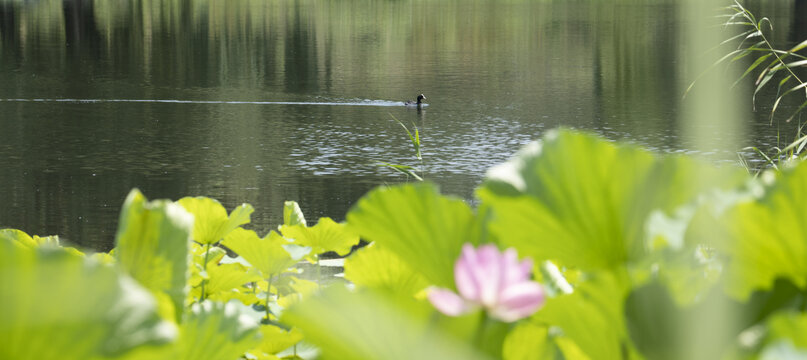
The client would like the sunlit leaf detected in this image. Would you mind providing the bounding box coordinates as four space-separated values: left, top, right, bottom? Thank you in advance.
191 242 226 267
760 311 807 358
115 189 194 322
277 277 322 308
502 321 591 360
283 201 307 227
203 263 262 301
221 228 298 278
282 285 490 360
790 39 807 53
171 301 262 360
479 129 745 271
178 196 254 245
716 162 807 300
280 217 360 257
502 322 555 360
251 325 304 356
534 271 631 360
0 238 175 360
343 243 429 297
0 228 84 256
346 182 480 287
0 228 58 248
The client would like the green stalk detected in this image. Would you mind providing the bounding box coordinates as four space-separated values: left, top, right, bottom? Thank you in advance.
265 275 275 320
316 254 322 288
200 243 211 301
473 310 489 346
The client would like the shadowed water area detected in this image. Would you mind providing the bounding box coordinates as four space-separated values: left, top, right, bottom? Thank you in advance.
0 0 803 250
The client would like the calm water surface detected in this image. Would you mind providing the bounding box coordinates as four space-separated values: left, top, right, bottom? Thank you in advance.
0 0 803 250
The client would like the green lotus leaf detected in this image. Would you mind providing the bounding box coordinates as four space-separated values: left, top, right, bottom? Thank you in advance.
0 238 175 360
502 321 552 360
178 196 254 245
283 201 307 227
716 162 807 300
1 228 85 256
171 300 262 360
222 228 299 278
759 310 807 358
533 271 631 360
343 243 429 297
282 285 490 360
280 217 359 257
479 129 746 271
277 277 321 308
0 228 58 248
115 189 193 322
503 322 563 360
251 325 304 356
203 263 262 301
346 182 480 288
191 242 226 267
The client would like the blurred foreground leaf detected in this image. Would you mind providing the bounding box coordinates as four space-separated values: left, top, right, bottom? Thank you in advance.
282 285 489 360
344 242 429 297
346 182 479 287
171 301 262 360
479 129 746 271
0 238 174 360
115 189 193 321
717 162 807 300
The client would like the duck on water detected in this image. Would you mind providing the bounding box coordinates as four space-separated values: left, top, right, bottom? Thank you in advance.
405 94 427 107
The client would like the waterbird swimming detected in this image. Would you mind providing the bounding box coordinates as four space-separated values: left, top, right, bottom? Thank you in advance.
405 94 426 107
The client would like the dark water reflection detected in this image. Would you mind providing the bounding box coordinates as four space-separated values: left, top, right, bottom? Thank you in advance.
0 0 802 250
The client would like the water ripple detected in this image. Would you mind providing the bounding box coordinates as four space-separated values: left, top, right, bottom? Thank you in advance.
0 98 424 107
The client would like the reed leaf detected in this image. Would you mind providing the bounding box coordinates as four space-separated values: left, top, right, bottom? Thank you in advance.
790 39 807 53
732 53 771 88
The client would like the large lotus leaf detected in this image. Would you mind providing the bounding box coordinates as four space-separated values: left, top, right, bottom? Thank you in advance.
115 189 193 322
1 228 85 256
502 321 555 360
0 228 59 248
716 162 807 300
757 311 807 359
222 228 299 278
502 321 590 360
280 217 359 257
249 325 304 356
346 182 480 287
533 271 632 360
178 196 254 245
277 277 320 308
479 129 746 270
282 285 490 360
0 238 175 360
202 263 262 301
283 201 307 227
165 300 262 360
625 280 748 360
343 243 429 297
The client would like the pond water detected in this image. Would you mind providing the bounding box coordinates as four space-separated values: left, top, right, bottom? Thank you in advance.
0 0 803 250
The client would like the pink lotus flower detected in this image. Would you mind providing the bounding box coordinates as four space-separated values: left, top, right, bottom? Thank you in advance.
427 243 545 322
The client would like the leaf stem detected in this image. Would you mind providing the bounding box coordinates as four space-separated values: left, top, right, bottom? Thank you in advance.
473 310 489 346
265 275 274 320
316 254 322 289
200 243 211 301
